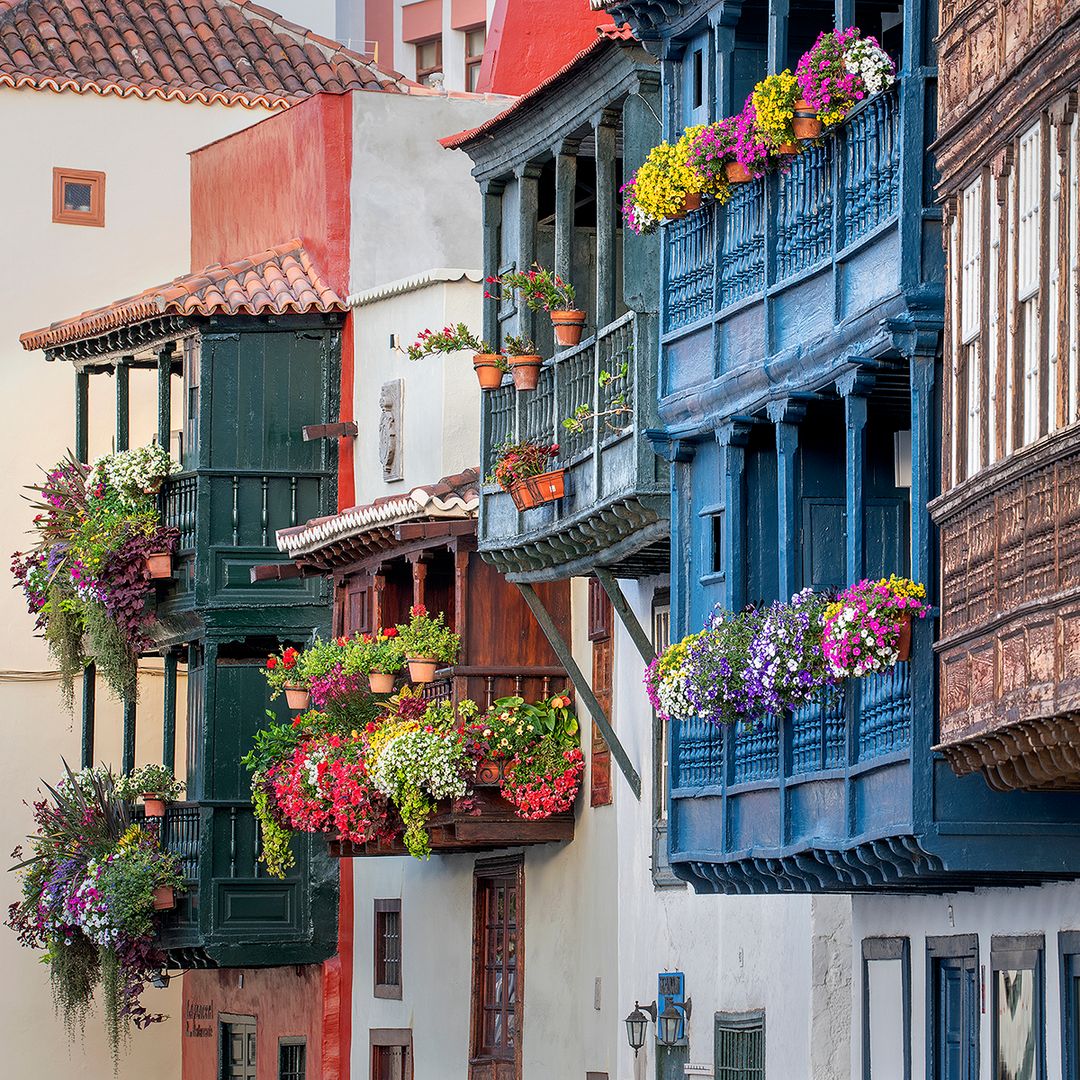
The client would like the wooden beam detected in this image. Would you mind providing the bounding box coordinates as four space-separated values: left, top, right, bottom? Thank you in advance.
162 651 178 773
393 520 476 541
594 113 618 328
250 561 305 583
80 662 96 769
75 369 89 464
157 346 173 451
554 139 579 291
303 421 359 441
122 698 136 775
593 567 655 665
515 582 641 799
115 357 130 452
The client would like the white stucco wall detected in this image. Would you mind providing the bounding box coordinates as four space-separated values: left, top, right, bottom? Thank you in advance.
853 882 1080 1080
0 86 269 1080
350 274 483 504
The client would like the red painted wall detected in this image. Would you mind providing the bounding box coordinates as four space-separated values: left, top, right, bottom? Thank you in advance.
476 0 613 95
189 90 357 508
182 966 327 1080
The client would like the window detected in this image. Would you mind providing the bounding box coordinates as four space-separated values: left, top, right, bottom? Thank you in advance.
52 167 105 227
219 1015 257 1080
464 25 485 92
682 32 710 126
374 899 402 998
715 1011 765 1078
927 936 979 1080
1061 932 1080 1080
182 336 200 470
589 577 613 807
992 935 1044 1080
651 593 682 888
862 937 910 1079
415 36 442 86
278 1039 306 1080
370 1030 413 1080
471 858 522 1072
1017 123 1043 446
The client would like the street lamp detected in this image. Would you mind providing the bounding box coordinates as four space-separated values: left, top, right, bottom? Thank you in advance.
657 998 692 1046
624 1001 656 1057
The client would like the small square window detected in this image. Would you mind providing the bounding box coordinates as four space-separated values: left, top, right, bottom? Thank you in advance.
374 899 402 998
278 1039 306 1080
52 168 105 227
415 37 442 86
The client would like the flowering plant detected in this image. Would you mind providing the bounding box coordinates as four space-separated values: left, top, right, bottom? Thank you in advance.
686 117 740 195
7 764 183 1068
86 444 179 503
750 70 801 151
795 28 894 126
621 126 709 235
503 333 540 357
474 693 577 758
396 604 460 663
683 607 760 725
822 576 928 677
490 264 577 311
644 633 700 721
113 764 184 802
406 323 497 362
732 100 772 177
487 439 559 491
263 645 302 697
501 743 584 819
347 629 406 676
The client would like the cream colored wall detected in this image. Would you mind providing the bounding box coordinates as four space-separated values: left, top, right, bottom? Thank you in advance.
0 86 269 1080
352 276 483 504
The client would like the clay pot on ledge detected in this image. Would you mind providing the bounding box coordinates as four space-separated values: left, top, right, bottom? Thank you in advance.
681 191 702 213
368 671 396 695
550 310 587 347
141 794 166 818
509 355 543 391
284 683 310 711
776 141 800 156
792 100 823 140
152 885 176 912
509 468 566 511
472 353 506 390
407 657 438 683
145 552 173 579
896 612 913 663
724 160 754 183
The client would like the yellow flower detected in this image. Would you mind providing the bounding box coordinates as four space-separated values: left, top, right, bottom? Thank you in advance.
751 71 800 151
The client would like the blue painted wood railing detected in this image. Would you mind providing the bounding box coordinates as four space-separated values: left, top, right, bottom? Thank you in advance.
663 86 900 334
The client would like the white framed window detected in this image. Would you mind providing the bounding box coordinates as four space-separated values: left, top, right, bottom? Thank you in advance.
1017 123 1043 446
960 178 983 344
988 171 1001 465
1049 121 1061 434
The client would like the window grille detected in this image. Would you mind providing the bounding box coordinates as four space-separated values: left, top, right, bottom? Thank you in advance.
278 1041 305 1080
715 1012 765 1079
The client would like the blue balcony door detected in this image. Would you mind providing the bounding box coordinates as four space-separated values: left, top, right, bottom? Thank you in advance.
932 957 979 1080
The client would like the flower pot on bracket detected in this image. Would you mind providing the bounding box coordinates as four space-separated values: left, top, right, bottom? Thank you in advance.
407 657 438 683
792 100 823 140
141 794 166 818
551 310 587 347
284 683 310 711
681 192 702 213
509 468 566 511
472 353 506 390
145 552 173 580
152 885 176 911
725 161 754 183
368 671 396 694
509 355 543 391
896 612 912 663
777 141 800 156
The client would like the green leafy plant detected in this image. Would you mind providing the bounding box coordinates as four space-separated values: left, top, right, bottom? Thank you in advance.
396 604 460 663
343 629 406 676
113 764 184 802
503 333 539 357
263 645 303 697
406 323 496 361
490 264 577 312
486 439 559 491
563 361 632 435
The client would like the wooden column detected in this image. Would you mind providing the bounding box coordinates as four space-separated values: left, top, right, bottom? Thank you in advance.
711 21 737 118
515 162 542 342
163 650 178 773
909 347 938 589
767 399 806 600
594 111 619 329
115 357 131 452
767 0 790 74
718 421 752 612
75 369 90 463
838 371 872 583
122 698 136 775
1052 95 1076 429
480 180 505 347
80 663 96 768
833 0 854 29
554 139 579 291
410 557 428 610
157 345 174 451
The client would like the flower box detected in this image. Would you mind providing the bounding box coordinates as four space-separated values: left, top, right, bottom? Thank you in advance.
284 683 310 710
145 552 173 579
509 468 565 511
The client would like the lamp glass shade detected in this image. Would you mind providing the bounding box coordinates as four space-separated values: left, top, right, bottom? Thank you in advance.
625 1007 649 1052
657 1004 682 1046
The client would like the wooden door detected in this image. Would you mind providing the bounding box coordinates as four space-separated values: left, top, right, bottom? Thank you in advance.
932 957 979 1080
470 860 523 1080
220 1018 256 1080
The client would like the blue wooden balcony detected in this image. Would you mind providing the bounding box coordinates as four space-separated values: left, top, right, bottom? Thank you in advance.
479 311 669 581
670 623 1080 893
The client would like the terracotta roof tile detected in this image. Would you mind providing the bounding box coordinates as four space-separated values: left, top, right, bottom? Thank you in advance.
20 239 346 350
277 469 481 558
0 0 416 109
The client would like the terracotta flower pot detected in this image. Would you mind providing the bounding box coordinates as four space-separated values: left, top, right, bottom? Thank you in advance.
551 310 587 347
896 612 912 663
407 657 438 683
475 759 503 785
284 683 310 711
725 161 753 183
509 355 543 391
368 671 396 694
509 468 565 511
152 884 176 911
777 141 800 156
681 191 702 213
473 353 506 390
145 552 173 579
792 100 823 140
141 794 166 818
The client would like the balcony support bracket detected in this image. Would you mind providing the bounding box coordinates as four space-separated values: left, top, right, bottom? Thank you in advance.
515 582 642 800
593 566 655 666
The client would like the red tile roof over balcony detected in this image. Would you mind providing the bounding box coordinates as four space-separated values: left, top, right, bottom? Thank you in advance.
20 240 345 350
0 0 414 109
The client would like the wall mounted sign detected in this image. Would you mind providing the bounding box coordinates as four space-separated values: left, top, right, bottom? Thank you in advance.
658 970 686 1043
